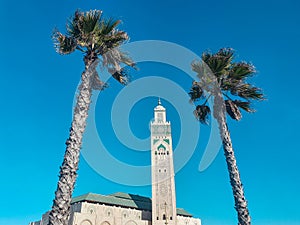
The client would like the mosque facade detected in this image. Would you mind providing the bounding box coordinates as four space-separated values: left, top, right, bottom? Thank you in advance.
30 100 201 225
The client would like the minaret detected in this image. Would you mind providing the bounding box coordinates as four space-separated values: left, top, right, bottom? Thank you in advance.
151 99 177 225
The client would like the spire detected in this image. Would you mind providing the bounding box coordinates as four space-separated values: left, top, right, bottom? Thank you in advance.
154 98 166 122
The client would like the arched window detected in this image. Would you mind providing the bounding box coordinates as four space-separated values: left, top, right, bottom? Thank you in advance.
125 220 138 225
80 220 92 225
101 222 110 225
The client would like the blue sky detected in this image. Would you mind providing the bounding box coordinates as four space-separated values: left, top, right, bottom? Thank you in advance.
0 0 300 224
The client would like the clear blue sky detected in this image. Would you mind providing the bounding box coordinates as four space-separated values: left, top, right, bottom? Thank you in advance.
0 0 300 225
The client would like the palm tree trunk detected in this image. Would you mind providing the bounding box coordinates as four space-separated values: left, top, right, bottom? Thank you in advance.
213 94 251 225
48 54 97 225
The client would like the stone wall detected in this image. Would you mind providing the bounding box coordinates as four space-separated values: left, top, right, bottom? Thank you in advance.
177 215 201 225
71 202 151 225
30 200 200 225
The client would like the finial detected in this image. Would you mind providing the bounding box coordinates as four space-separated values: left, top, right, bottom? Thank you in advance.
158 97 161 105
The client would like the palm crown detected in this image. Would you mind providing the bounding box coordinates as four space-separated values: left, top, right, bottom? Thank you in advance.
52 9 136 86
189 48 264 124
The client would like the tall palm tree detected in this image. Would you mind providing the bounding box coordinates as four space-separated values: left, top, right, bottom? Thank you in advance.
189 48 264 225
49 9 135 225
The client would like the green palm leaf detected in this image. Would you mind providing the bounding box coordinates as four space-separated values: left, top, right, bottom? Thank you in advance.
202 48 234 78
52 30 77 55
229 62 256 80
231 83 264 100
99 18 121 35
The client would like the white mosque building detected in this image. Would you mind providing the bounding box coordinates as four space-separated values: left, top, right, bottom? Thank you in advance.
30 100 201 225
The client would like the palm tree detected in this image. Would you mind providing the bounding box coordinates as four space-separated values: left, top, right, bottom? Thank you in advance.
189 48 264 225
49 9 135 225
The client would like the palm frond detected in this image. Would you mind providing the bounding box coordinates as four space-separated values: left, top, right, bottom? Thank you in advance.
100 30 129 54
102 47 122 68
78 10 102 35
101 47 134 85
191 60 205 79
233 100 254 112
217 48 234 60
201 48 234 78
52 29 77 55
65 10 103 49
231 83 264 100
189 81 204 102
220 78 240 91
225 100 242 121
201 51 211 64
191 60 217 93
102 47 135 70
91 71 108 90
194 104 211 124
229 62 256 80
66 10 81 38
119 50 137 69
99 18 121 35
111 69 130 85
208 57 229 77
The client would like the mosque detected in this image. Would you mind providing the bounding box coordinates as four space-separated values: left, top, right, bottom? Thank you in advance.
30 100 201 225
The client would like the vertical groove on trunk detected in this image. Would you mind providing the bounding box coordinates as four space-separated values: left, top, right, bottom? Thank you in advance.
48 56 96 225
214 94 251 225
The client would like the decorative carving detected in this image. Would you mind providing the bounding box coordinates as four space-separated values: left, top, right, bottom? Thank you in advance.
101 222 110 225
160 184 167 196
125 220 138 225
151 125 171 135
87 206 95 215
105 208 112 217
122 210 129 218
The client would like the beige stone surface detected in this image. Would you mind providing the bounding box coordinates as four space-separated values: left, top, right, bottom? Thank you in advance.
30 101 201 225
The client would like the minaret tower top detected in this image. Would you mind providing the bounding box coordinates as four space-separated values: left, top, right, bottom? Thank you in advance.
154 98 167 123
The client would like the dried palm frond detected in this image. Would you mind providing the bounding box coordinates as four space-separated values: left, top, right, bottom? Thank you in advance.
111 69 130 85
194 104 211 124
233 100 254 112
91 72 108 90
189 81 204 102
225 100 242 121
